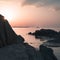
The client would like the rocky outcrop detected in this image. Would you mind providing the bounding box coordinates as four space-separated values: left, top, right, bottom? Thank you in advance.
28 29 60 38
0 14 58 60
39 45 57 60
23 43 38 60
0 44 29 60
28 29 60 46
43 37 60 47
0 14 24 47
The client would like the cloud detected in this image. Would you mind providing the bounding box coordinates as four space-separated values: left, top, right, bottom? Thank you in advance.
0 0 22 2
54 6 60 11
22 0 60 11
0 0 17 1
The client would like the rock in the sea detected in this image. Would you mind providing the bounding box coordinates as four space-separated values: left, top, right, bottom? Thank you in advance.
28 29 59 38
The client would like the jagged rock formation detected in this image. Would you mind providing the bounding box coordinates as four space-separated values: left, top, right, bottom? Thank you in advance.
28 29 60 38
0 14 57 60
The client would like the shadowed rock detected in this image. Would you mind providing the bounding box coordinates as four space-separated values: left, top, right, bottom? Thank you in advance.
0 15 7 47
23 43 38 60
28 29 60 45
0 14 24 47
17 35 24 43
28 29 59 38
0 14 58 60
39 45 57 60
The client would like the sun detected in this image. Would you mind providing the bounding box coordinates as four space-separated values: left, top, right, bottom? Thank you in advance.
0 9 14 21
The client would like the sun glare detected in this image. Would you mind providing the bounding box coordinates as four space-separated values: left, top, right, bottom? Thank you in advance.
0 9 14 21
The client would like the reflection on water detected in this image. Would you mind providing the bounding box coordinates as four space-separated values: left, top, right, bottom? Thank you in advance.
13 28 42 48
13 28 60 60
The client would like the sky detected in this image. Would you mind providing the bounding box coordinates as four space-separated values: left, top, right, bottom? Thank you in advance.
0 0 60 28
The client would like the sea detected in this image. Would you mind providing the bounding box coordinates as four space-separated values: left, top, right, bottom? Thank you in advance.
13 27 60 60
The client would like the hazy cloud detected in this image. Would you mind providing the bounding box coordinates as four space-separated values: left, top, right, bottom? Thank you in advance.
0 0 17 1
22 0 60 11
0 0 22 2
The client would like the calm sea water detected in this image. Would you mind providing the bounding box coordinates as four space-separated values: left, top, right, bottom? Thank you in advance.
13 28 60 60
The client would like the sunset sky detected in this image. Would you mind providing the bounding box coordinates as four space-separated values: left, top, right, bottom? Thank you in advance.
0 0 60 27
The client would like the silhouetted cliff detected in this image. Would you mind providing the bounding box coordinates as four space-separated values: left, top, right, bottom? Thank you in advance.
39 45 57 60
0 14 24 47
0 14 57 60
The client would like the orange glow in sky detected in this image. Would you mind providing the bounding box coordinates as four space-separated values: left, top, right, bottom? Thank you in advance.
0 8 14 21
0 0 60 27
0 1 23 23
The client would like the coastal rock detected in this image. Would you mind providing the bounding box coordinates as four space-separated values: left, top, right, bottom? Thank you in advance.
0 15 7 47
0 44 29 60
4 20 18 44
0 14 58 60
28 29 60 45
28 29 59 38
23 43 38 60
39 45 57 60
43 38 60 47
28 32 35 35
0 14 24 47
17 35 24 43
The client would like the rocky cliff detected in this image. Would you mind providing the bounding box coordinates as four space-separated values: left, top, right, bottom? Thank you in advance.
0 14 57 60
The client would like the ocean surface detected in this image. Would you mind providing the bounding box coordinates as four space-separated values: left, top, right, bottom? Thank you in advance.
13 27 60 60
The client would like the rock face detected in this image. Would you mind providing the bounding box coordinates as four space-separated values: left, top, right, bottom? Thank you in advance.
0 14 24 47
0 44 29 60
39 45 57 60
0 14 58 60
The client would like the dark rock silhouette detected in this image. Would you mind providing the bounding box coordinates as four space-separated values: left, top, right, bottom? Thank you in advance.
28 32 33 35
0 14 58 60
28 29 60 46
23 43 38 60
0 14 24 47
17 35 24 43
39 45 57 60
43 37 60 47
0 15 7 46
28 29 59 38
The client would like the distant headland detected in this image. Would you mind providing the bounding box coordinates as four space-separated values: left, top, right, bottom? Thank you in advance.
28 29 60 47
